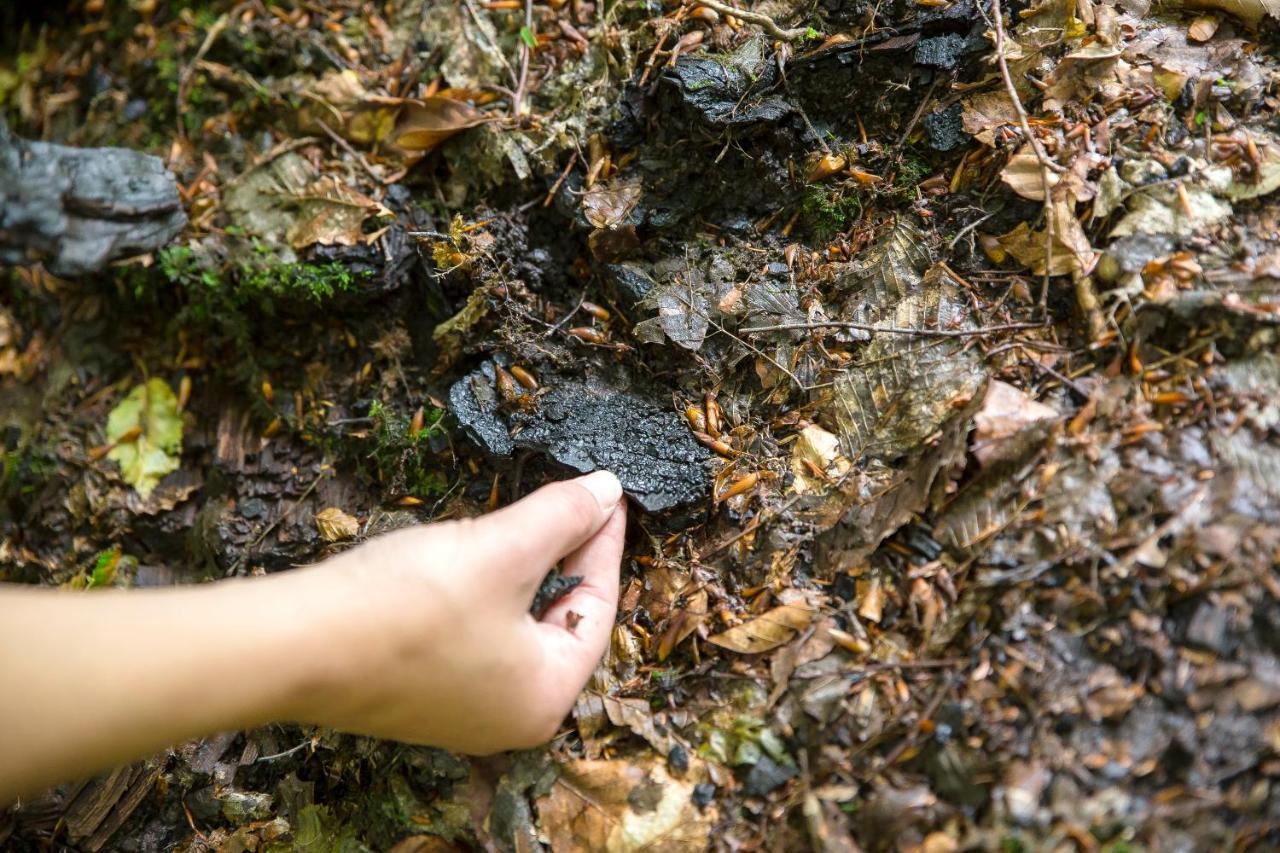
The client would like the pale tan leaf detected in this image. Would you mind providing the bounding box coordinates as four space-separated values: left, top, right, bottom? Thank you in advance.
708 604 814 654
582 178 643 230
789 424 849 495
1000 148 1060 202
314 506 359 541
972 380 1059 467
536 759 714 853
1181 0 1280 25
602 695 674 753
286 177 380 249
1188 13 1221 40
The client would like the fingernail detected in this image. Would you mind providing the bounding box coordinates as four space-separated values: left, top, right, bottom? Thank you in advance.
576 470 623 512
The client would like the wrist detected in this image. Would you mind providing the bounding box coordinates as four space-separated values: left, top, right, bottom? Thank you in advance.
257 544 447 735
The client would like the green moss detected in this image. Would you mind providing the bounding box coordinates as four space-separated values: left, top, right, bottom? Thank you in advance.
800 185 862 241
365 400 450 498
158 243 365 305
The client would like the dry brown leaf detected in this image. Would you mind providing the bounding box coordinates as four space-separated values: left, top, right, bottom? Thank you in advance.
1188 13 1221 40
393 97 490 153
286 178 381 249
602 695 675 753
789 424 850 495
1181 0 1280 25
708 603 814 654
656 588 707 661
582 178 643 230
314 507 359 541
960 91 1018 146
857 577 884 624
997 198 1094 277
1000 148 1060 202
388 836 464 853
537 759 714 853
972 380 1058 467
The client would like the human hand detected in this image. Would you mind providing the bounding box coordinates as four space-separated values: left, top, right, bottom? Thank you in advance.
286 471 627 753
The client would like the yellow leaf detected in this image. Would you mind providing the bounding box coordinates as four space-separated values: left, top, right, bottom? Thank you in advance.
105 378 183 498
345 106 399 145
708 604 814 654
314 507 360 541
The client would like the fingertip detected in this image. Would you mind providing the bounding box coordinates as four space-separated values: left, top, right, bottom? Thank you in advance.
572 470 623 513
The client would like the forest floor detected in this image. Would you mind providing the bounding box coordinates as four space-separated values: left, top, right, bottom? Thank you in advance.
4 0 1280 850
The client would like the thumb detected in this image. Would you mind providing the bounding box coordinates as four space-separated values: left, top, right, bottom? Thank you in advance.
469 471 623 592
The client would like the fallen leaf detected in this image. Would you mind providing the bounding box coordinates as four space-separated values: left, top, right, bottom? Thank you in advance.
789 424 850 494
656 588 707 661
388 837 462 853
106 378 183 498
708 604 814 654
223 152 317 244
603 695 675 753
1001 147 1060 201
1181 0 1280 26
1110 183 1233 237
1188 13 1221 40
582 179 642 230
537 759 714 853
972 380 1058 466
998 199 1096 277
393 97 490 153
960 91 1018 146
286 177 382 249
314 507 359 541
857 576 884 624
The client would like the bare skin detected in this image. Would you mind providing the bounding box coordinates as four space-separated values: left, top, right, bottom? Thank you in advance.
0 470 626 806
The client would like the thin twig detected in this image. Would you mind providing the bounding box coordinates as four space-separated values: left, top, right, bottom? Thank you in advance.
946 212 994 250
543 150 579 207
315 119 382 186
545 289 587 336
876 672 954 769
687 0 812 40
254 740 312 763
175 13 230 144
988 0 1061 314
512 0 534 118
1027 357 1090 398
1107 484 1209 578
739 319 1047 338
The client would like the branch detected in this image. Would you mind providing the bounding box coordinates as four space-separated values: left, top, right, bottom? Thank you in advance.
988 0 1061 313
739 319 1048 338
688 0 813 41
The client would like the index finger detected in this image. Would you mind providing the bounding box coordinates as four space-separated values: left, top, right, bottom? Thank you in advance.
535 500 626 691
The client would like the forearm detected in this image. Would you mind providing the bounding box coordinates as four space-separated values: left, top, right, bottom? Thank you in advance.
0 572 337 805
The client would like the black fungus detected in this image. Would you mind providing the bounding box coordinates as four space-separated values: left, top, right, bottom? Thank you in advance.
0 122 186 276
922 103 968 152
742 756 797 797
450 364 710 512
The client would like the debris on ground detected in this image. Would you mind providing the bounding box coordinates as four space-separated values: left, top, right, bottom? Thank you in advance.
4 0 1280 849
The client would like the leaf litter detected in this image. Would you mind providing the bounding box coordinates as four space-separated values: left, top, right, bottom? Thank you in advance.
4 0 1280 850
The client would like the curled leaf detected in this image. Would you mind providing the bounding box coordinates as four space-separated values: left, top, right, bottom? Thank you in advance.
393 97 490 153
314 507 360 541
